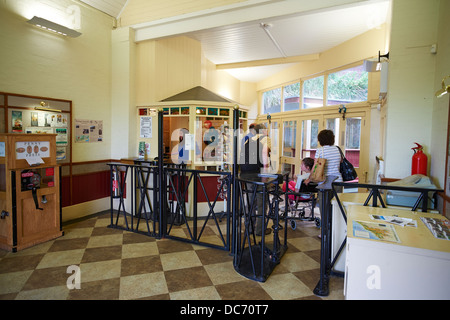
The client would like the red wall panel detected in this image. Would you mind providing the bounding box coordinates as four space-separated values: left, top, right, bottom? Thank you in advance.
61 171 110 207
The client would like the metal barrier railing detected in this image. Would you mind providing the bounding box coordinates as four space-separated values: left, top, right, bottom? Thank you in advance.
313 181 444 297
106 162 232 251
164 167 232 251
107 162 161 238
233 173 287 282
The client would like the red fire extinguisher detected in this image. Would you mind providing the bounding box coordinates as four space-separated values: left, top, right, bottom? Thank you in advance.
411 143 428 176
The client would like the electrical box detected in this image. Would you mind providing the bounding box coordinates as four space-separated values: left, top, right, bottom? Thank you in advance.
0 134 63 252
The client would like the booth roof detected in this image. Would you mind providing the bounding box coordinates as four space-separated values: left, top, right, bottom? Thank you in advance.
160 86 232 103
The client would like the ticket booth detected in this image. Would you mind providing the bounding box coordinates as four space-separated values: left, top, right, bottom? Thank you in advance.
0 134 62 252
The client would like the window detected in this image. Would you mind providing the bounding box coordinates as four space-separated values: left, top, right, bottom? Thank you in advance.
303 76 324 109
262 88 281 114
282 120 297 157
327 65 368 105
346 117 361 150
260 63 369 113
301 119 319 158
283 82 300 111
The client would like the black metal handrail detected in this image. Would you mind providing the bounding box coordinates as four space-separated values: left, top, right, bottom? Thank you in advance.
164 166 232 251
233 173 287 282
313 181 444 297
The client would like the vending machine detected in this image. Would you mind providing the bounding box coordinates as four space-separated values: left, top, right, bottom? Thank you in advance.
0 134 62 252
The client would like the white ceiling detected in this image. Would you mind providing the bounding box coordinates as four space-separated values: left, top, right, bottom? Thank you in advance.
80 0 390 82
187 1 390 81
79 0 128 18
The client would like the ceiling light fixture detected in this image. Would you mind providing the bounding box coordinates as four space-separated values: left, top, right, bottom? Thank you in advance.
27 16 81 38
260 23 287 58
435 75 450 98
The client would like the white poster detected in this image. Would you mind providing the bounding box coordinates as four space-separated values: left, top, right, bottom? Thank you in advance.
15 141 50 159
140 116 152 138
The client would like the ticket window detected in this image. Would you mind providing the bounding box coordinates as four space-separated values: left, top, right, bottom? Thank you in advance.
0 134 62 252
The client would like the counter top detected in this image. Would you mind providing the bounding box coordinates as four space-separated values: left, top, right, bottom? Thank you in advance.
347 205 450 253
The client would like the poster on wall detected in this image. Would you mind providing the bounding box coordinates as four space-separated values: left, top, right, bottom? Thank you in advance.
31 112 38 126
55 128 68 146
12 111 23 132
140 116 152 138
56 147 66 161
75 119 103 143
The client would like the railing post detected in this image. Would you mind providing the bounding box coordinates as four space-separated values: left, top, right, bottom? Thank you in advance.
314 188 333 297
193 172 198 241
158 108 166 237
232 104 240 256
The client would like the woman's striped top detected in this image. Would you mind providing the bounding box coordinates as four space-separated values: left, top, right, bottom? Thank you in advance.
315 145 342 182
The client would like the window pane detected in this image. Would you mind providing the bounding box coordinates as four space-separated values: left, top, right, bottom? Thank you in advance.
345 117 361 169
327 65 368 105
283 120 297 157
302 76 324 109
326 117 340 149
283 82 300 111
346 117 361 149
301 119 319 159
262 88 281 114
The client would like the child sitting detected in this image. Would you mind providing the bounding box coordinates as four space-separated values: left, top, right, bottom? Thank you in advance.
294 157 314 192
283 157 315 199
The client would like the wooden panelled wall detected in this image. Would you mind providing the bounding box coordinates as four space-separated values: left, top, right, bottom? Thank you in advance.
0 92 111 208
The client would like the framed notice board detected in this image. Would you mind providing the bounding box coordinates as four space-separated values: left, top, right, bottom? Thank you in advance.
0 92 73 204
0 92 72 165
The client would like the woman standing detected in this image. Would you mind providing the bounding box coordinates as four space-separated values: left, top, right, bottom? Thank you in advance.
315 130 342 239
315 129 342 189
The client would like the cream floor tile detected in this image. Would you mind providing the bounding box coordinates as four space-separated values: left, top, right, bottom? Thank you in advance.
195 235 226 247
281 252 320 272
121 242 158 259
167 228 188 238
36 249 85 269
0 270 33 295
160 251 202 271
5 241 53 257
15 285 70 300
62 227 94 239
288 237 321 251
95 217 113 228
321 288 345 300
119 272 168 300
204 261 246 285
169 286 221 300
260 273 313 300
79 259 122 283
87 234 123 248
295 223 321 237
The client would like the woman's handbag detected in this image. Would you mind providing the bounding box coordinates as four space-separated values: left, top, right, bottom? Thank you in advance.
337 146 358 181
310 148 326 183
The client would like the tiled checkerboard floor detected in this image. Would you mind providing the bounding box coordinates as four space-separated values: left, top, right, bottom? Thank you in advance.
0 211 344 300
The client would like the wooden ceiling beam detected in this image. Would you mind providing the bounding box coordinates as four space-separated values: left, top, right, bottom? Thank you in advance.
216 53 320 69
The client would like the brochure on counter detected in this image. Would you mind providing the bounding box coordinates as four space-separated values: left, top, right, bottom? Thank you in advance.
352 220 400 243
369 214 417 227
420 217 450 240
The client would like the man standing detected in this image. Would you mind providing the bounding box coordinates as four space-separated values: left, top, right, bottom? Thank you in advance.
239 123 271 236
